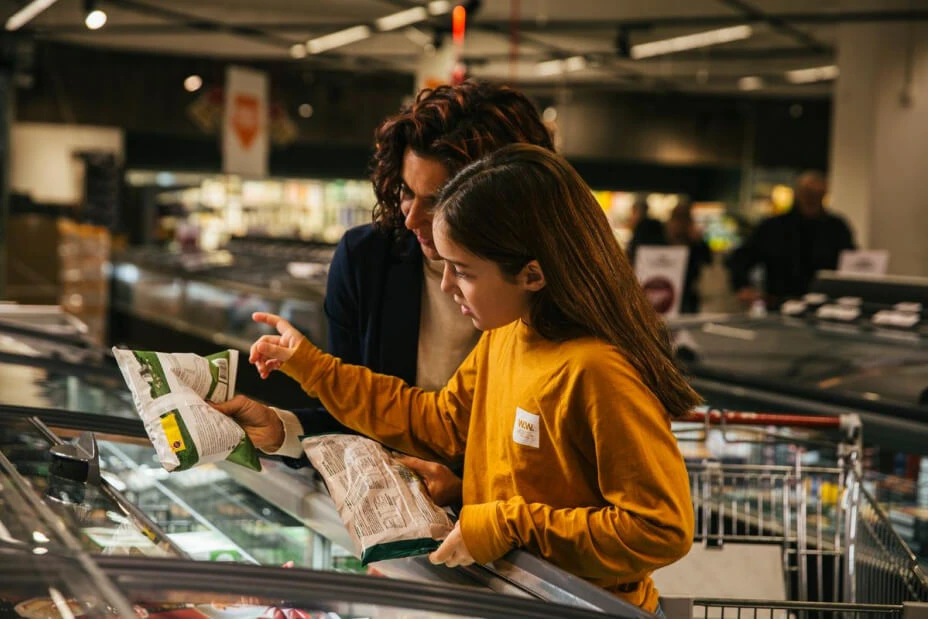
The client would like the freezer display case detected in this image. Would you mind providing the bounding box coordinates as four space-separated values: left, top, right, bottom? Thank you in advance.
0 331 648 617
109 247 329 408
0 413 649 618
671 312 928 453
110 245 329 353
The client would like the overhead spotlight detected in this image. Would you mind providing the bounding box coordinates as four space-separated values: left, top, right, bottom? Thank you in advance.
298 103 314 118
183 74 202 92
289 43 307 59
83 0 106 30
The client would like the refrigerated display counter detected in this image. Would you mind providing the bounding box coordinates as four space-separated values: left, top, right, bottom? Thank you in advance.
0 328 648 617
109 247 329 408
0 418 650 618
671 311 928 453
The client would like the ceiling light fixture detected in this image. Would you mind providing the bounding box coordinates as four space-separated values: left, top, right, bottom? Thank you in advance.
630 25 753 60
785 64 839 84
535 55 587 77
738 76 764 91
4 0 58 31
83 0 106 30
289 43 307 59
306 25 371 54
375 6 428 32
403 26 432 48
298 103 314 118
427 1 452 16
183 75 202 92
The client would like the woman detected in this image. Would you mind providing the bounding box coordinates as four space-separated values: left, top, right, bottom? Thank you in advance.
246 145 698 612
216 81 554 506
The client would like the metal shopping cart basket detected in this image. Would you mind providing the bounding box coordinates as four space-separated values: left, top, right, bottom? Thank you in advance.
663 410 928 619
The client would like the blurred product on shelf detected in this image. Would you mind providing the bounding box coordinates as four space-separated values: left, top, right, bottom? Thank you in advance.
124 170 375 251
58 219 110 345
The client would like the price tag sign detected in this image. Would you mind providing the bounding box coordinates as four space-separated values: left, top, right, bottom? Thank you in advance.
635 246 689 319
838 250 889 275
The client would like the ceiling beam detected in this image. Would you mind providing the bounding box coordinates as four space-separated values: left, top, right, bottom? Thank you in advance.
27 10 928 36
715 0 830 53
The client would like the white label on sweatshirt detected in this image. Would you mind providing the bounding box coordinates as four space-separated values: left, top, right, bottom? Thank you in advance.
513 408 540 449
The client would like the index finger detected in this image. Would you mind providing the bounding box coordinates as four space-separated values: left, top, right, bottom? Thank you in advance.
428 538 453 565
252 312 293 336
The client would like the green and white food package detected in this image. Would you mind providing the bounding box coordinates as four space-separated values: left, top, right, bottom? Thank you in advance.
301 434 453 565
112 348 261 472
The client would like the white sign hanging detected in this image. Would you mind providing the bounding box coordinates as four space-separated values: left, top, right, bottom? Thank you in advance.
222 66 269 177
838 250 889 276
635 245 689 319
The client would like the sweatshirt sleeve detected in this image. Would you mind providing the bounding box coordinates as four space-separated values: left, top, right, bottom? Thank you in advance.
459 353 694 581
278 336 481 464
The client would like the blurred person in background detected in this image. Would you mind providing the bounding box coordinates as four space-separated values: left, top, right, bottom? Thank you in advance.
626 195 666 264
727 170 855 309
215 81 555 507
665 201 712 314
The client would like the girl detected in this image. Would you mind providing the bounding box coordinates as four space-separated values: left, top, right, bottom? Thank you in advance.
247 144 699 612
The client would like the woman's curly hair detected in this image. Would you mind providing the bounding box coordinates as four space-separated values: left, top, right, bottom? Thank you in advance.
370 81 554 243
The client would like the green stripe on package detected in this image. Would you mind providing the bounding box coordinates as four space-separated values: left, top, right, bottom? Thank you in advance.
113 347 261 472
301 434 452 565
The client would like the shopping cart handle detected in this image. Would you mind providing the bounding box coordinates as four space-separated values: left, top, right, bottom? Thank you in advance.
681 410 843 428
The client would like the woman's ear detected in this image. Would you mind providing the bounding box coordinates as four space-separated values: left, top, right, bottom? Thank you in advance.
520 260 546 292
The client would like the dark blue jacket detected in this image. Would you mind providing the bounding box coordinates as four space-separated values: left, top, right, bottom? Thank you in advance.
289 224 423 439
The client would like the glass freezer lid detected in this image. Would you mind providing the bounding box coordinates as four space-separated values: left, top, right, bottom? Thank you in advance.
0 358 135 418
96 438 325 568
674 315 928 407
0 418 176 558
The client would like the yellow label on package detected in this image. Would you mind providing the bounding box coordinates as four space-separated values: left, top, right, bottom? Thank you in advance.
160 413 186 453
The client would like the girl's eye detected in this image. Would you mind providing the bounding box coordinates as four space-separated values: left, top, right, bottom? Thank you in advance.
400 185 413 200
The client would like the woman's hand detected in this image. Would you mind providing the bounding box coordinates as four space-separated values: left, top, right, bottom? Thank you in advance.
250 312 308 378
429 522 474 568
394 455 463 508
212 395 285 452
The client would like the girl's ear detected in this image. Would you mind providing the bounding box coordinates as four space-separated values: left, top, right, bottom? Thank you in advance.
520 260 546 292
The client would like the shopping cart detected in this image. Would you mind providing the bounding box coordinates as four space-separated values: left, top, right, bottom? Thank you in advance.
663 409 928 619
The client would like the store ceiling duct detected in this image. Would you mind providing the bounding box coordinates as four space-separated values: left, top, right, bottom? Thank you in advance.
4 0 58 31
630 25 753 60
785 64 839 84
307 25 371 54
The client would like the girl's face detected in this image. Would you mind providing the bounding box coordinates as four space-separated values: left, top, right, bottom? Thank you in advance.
433 217 545 331
399 149 450 261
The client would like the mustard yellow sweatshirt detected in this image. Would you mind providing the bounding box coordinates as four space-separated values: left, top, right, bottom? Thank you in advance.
281 319 693 611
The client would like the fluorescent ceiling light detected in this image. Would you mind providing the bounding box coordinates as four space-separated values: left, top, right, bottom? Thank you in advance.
376 6 428 32
631 25 753 60
5 0 58 31
403 26 432 48
307 25 371 54
428 1 452 16
738 76 764 91
785 64 839 84
535 56 587 77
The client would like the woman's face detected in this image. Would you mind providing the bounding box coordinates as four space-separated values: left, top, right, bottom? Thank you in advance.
433 217 541 331
400 149 450 261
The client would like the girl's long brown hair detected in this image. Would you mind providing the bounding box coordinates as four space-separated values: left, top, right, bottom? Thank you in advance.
436 144 701 419
370 81 553 244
